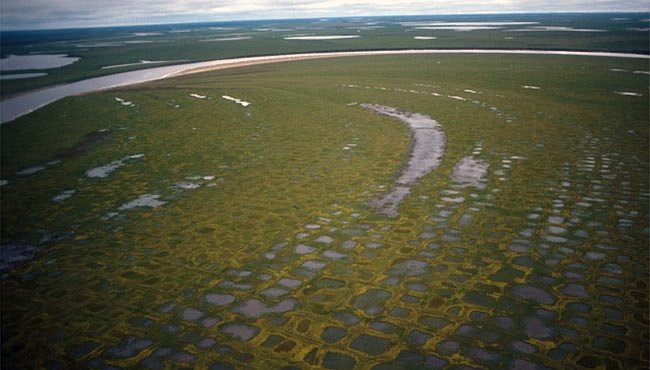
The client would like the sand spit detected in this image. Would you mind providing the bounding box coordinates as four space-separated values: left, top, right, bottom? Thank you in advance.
3 49 649 124
362 104 446 217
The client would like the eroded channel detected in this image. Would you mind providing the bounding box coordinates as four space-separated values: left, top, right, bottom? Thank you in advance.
362 104 446 217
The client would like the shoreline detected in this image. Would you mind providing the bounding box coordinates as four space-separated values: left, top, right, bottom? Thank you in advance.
164 49 650 79
2 49 649 124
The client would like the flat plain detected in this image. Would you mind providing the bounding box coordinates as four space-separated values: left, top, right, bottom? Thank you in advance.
1 13 649 370
2 13 649 95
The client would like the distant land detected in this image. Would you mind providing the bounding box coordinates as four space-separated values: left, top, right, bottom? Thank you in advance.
1 13 648 96
1 9 648 370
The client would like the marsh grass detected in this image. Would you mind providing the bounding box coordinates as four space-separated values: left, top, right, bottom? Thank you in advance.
1 54 648 369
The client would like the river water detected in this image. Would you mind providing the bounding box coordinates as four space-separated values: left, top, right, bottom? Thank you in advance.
1 49 648 124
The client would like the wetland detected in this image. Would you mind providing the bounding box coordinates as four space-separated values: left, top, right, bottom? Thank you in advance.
1 12 648 370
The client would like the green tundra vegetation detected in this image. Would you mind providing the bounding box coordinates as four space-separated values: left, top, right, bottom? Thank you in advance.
1 52 648 369
1 13 648 96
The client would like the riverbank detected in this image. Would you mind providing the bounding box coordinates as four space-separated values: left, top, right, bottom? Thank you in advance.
2 49 648 124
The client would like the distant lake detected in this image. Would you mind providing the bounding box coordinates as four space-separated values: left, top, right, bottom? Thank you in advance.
1 49 647 125
0 54 80 71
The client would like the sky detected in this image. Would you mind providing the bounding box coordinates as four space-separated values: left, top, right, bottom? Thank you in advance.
1 0 649 30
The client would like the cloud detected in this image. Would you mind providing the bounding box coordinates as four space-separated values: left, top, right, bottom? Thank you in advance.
1 0 648 29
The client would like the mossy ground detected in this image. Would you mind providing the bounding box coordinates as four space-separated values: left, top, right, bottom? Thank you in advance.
1 54 648 369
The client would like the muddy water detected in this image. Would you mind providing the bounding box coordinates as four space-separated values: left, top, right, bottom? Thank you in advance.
2 49 647 124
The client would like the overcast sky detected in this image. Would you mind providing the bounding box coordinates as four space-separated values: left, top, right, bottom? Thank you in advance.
2 0 649 30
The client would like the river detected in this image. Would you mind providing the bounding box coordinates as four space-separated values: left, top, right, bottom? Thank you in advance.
1 49 648 124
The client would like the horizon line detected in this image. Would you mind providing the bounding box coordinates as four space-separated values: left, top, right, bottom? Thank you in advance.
2 10 648 32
